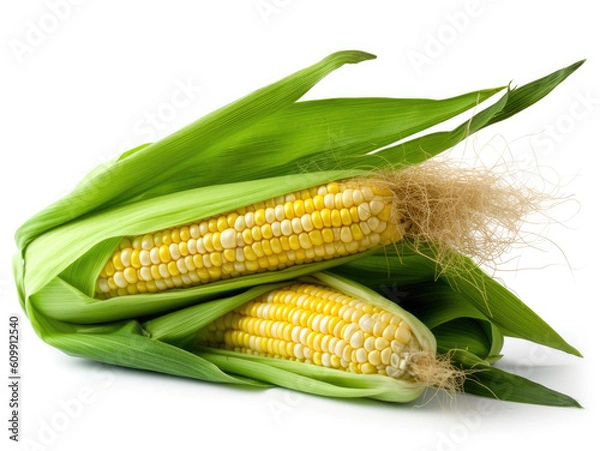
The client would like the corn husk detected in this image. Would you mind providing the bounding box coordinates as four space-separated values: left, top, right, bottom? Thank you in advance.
13 51 583 406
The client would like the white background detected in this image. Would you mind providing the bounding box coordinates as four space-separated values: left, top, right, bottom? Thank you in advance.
1 1 598 450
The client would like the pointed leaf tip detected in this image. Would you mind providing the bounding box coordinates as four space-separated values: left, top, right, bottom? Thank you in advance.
325 50 377 65
571 58 586 69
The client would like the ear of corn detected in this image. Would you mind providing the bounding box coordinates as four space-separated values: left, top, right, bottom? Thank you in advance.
95 180 402 299
198 281 426 378
13 51 583 406
144 271 444 403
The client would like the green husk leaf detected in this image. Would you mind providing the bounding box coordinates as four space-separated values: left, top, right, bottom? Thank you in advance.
28 304 263 387
143 283 287 346
359 59 585 167
451 350 581 407
145 87 504 196
59 237 122 298
487 59 586 125
432 318 501 361
197 348 424 403
386 281 504 360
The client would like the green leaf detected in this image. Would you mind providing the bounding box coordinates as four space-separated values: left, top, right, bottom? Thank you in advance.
382 280 503 360
433 318 501 360
59 237 122 298
359 60 585 167
143 283 286 347
197 348 424 403
452 350 581 408
359 89 509 167
152 88 504 193
442 256 582 357
487 59 585 125
384 282 491 328
28 305 263 387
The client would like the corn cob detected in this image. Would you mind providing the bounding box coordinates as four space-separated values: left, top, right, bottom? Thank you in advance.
198 282 422 380
96 180 403 298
